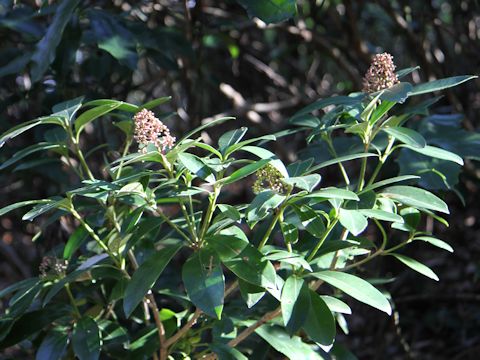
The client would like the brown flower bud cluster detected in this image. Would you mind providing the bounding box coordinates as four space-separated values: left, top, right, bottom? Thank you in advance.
133 109 176 153
252 163 291 194
362 52 399 93
39 256 68 278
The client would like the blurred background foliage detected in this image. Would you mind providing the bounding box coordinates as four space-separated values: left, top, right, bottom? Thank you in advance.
0 0 479 359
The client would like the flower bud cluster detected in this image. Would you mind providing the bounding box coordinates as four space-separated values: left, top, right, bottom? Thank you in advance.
39 256 68 279
362 52 399 93
252 164 291 194
133 109 176 153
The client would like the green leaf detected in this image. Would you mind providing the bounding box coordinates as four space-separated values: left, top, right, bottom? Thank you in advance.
380 185 449 214
283 174 321 192
290 95 362 122
22 198 69 221
98 35 138 69
409 75 477 96
359 209 403 223
338 209 368 236
238 279 265 308
52 97 84 120
396 66 420 79
308 153 377 173
75 103 122 135
236 0 297 23
239 146 289 177
320 295 352 314
83 99 139 113
362 175 420 193
217 204 241 221
0 117 65 148
380 82 413 103
63 227 89 260
303 291 336 346
413 236 453 252
264 250 311 272
311 271 392 315
400 145 463 165
281 276 310 335
123 243 183 317
219 127 248 155
0 200 52 217
0 143 65 170
369 100 396 125
211 343 248 360
72 317 101 360
221 159 270 185
225 135 276 156
383 127 426 148
36 328 69 360
182 249 225 319
0 306 70 348
142 96 172 110
306 187 359 201
223 245 277 291
293 205 326 238
30 0 81 82
255 325 323 360
246 191 285 226
390 254 439 281
207 232 249 261
280 221 298 244
178 153 216 183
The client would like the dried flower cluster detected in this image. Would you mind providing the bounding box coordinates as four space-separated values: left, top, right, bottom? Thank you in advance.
39 256 68 278
362 52 399 93
133 109 175 153
252 163 291 194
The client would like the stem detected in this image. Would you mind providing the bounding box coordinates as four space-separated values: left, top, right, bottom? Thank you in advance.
155 208 192 243
70 207 120 266
228 307 282 348
258 207 283 250
199 186 220 244
367 135 395 186
65 283 81 318
357 142 369 191
325 136 350 185
114 138 132 180
127 250 167 360
306 218 339 262
165 309 202 348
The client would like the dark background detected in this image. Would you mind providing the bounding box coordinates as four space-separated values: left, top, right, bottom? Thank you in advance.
0 1 479 359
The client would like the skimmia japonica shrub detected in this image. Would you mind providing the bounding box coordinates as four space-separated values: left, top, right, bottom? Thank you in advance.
0 55 477 359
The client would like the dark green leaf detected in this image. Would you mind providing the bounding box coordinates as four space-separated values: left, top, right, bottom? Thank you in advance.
283 174 321 192
238 279 265 308
255 325 322 359
281 276 310 334
123 242 183 317
223 245 277 291
293 205 326 238
246 191 285 226
221 159 270 185
219 127 248 155
390 254 439 281
75 103 122 135
400 145 463 165
63 227 89 260
36 328 69 360
383 127 426 148
178 153 216 183
308 153 377 173
30 0 81 82
409 75 477 96
380 185 449 214
72 317 101 360
142 96 172 110
211 343 248 360
311 271 391 314
182 250 225 319
413 236 453 252
236 0 297 23
303 291 335 345
338 209 368 236
0 200 52 217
